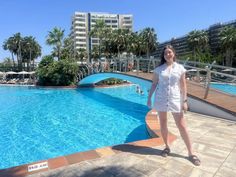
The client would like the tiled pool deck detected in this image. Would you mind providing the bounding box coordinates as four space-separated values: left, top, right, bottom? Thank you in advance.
1 111 236 177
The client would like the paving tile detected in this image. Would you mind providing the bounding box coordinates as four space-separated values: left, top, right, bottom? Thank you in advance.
143 155 170 165
192 143 231 159
148 167 182 177
195 153 225 173
77 167 112 177
132 146 163 157
182 168 214 177
89 154 145 176
195 136 235 149
168 139 187 154
232 147 236 153
214 166 236 177
116 167 148 177
222 151 236 170
129 159 163 176
204 131 236 141
162 159 193 175
99 165 125 176
188 131 207 139
90 153 143 170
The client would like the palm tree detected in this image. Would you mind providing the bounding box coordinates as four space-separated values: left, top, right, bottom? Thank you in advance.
21 36 41 71
77 48 87 61
3 37 16 69
91 46 99 60
14 33 23 70
112 29 130 57
89 20 111 59
1 57 12 71
61 37 74 60
3 33 23 71
140 28 158 58
187 30 209 62
126 31 145 57
219 26 236 66
102 32 114 58
46 27 65 60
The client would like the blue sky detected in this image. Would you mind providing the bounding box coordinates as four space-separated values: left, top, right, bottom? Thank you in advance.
1 0 236 61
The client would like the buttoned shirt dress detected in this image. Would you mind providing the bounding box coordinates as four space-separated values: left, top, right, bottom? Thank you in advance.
153 62 186 113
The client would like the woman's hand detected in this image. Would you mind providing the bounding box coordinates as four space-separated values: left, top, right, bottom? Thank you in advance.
183 102 188 113
147 99 152 109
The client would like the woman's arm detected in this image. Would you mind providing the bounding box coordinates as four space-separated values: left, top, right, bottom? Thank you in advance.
180 73 188 112
147 72 159 108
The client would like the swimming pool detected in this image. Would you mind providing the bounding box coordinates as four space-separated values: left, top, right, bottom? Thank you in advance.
0 85 149 169
211 83 236 95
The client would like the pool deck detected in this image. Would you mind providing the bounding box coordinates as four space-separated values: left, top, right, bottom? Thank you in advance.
1 73 236 177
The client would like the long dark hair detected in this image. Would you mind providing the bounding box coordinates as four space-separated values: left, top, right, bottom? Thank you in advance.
159 45 176 66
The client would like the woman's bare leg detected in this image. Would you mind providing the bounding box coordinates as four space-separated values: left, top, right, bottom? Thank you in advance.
158 111 169 148
172 112 201 165
172 112 193 156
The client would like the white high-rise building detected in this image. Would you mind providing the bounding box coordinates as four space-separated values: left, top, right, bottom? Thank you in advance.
71 12 88 51
71 12 133 60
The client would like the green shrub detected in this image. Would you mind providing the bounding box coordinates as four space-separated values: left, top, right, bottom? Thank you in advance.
97 78 126 85
36 56 78 86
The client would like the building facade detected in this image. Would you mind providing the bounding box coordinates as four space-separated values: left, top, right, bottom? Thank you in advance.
71 12 133 60
153 19 236 58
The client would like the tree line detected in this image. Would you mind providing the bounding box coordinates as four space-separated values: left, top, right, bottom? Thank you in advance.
186 25 236 67
1 20 235 85
2 33 41 71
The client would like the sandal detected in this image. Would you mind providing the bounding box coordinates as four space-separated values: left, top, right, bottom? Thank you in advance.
189 155 201 166
161 147 170 157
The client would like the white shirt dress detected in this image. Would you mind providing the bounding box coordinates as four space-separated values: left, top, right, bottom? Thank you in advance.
153 62 186 113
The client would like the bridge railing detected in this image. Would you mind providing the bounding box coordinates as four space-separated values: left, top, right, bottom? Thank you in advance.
179 60 236 98
78 58 236 98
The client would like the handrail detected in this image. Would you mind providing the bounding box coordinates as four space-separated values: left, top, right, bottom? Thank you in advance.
77 58 236 100
179 59 236 72
211 70 236 79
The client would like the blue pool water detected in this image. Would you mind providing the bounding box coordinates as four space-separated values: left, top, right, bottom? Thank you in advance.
0 85 150 169
211 83 236 95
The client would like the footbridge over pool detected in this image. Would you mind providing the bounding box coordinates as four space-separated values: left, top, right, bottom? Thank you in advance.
78 72 152 89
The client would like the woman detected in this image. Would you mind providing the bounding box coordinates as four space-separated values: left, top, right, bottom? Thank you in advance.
147 45 200 166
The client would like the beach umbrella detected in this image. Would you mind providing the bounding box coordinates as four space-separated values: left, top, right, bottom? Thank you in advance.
6 71 17 75
222 69 232 72
18 71 29 74
28 71 35 74
187 69 197 72
28 71 36 81
18 71 29 80
5 71 17 80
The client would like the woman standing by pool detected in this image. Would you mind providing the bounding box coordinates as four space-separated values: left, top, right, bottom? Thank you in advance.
147 45 201 166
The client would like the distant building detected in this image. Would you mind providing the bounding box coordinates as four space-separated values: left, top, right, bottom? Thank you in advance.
153 19 236 58
71 12 133 61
